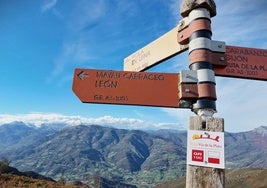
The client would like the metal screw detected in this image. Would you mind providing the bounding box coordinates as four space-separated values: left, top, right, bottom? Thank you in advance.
180 34 183 38
220 57 225 61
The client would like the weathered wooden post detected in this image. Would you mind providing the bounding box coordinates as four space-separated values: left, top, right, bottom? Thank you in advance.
178 0 225 187
186 117 224 187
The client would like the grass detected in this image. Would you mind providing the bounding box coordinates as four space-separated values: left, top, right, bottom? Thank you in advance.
0 174 89 188
154 168 267 188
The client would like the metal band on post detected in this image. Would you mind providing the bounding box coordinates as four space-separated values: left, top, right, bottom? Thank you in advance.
180 7 217 121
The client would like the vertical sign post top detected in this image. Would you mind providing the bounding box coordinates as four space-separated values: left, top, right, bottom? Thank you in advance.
180 0 217 17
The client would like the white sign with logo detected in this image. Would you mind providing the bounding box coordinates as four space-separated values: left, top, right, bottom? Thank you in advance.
187 130 225 169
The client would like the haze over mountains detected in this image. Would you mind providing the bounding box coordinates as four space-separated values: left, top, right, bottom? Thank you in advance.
0 113 186 131
0 121 266 186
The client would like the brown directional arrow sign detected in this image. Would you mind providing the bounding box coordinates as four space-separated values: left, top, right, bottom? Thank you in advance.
214 45 267 81
72 68 180 108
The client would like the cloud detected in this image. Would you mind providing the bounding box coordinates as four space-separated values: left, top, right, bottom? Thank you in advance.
161 108 193 130
0 113 77 127
213 0 267 47
47 28 121 85
216 78 267 132
41 0 57 12
212 1 267 132
46 39 93 85
67 0 107 32
0 113 184 130
160 78 267 133
46 1 110 85
169 0 181 18
47 1 186 86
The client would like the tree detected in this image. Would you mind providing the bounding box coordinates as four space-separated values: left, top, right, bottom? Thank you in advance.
58 173 66 185
0 157 11 166
0 157 11 173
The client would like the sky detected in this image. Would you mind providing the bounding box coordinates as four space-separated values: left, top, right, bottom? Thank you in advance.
0 0 267 132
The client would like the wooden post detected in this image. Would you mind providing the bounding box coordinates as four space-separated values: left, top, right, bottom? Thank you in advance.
178 1 225 187
186 116 225 188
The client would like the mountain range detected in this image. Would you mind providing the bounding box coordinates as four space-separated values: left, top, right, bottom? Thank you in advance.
0 121 266 186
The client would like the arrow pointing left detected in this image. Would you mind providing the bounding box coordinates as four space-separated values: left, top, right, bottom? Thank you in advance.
77 71 89 80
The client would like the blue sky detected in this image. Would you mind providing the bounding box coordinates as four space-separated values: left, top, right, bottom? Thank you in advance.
0 0 267 132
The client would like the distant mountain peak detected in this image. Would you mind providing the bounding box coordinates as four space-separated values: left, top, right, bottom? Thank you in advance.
0 121 35 129
1 121 27 126
253 126 267 136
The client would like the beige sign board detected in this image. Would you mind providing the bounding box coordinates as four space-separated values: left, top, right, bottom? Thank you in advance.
124 27 188 72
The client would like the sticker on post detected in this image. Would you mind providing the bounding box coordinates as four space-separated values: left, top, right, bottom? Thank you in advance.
187 130 225 169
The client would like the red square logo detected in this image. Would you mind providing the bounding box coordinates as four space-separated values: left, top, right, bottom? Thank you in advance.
208 157 220 164
192 149 204 162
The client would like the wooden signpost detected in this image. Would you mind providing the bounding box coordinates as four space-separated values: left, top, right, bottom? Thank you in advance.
72 0 266 187
73 69 180 108
124 27 188 72
214 45 267 81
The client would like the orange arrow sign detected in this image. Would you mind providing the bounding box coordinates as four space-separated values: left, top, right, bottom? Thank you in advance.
214 45 267 81
72 69 180 108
